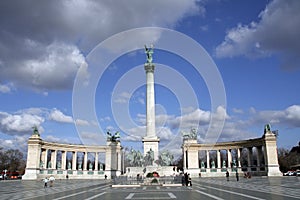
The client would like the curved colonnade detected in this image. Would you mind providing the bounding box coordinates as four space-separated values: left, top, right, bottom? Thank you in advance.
183 130 282 177
23 134 122 180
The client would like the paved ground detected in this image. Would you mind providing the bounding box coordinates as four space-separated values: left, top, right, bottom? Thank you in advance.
0 176 299 200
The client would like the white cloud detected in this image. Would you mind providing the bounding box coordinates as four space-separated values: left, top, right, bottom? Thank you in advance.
0 0 203 91
0 83 14 93
20 42 87 91
215 0 300 69
252 105 300 128
49 109 73 123
0 111 44 135
0 135 29 152
80 131 99 141
114 92 131 104
75 119 90 126
100 117 111 122
232 108 244 114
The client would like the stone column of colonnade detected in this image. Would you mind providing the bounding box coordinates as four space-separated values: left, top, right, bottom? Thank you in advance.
83 152 88 170
206 150 210 169
95 152 99 171
217 150 221 169
61 151 66 170
227 149 232 169
237 148 242 168
247 147 253 171
256 146 262 170
72 151 77 170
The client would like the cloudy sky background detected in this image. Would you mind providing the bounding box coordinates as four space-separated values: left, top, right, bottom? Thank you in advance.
0 0 299 158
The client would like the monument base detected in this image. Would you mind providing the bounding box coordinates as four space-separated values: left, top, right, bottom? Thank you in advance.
267 165 282 176
143 136 160 164
126 166 176 178
22 168 40 180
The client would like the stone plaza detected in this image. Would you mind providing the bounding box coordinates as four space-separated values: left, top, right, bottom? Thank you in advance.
1 176 299 200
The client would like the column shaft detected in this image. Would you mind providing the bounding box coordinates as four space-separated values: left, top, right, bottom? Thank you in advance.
145 65 155 138
61 151 66 170
72 151 77 170
44 149 48 169
95 152 98 171
41 149 46 168
247 147 252 168
84 152 88 170
217 150 221 168
237 148 242 168
227 149 232 168
206 150 210 168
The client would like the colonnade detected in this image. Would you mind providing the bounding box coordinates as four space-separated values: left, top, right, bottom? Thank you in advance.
39 149 106 171
183 129 282 177
197 146 265 171
23 133 122 180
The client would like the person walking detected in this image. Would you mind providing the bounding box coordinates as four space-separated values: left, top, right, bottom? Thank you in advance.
43 177 48 188
236 171 239 181
184 172 189 186
226 171 229 181
188 174 192 186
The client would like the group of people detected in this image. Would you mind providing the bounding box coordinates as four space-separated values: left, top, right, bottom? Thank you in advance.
43 176 55 188
182 172 192 186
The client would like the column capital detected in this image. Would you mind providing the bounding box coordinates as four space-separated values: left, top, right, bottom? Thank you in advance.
144 63 155 73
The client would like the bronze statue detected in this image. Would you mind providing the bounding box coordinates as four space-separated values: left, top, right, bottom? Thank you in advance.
144 44 154 64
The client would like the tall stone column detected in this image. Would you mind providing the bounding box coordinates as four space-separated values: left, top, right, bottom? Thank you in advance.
143 45 160 164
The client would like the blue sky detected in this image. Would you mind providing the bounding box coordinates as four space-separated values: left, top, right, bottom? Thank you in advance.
0 0 299 158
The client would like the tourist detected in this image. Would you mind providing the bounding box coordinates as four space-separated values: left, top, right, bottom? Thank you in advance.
43 177 48 188
226 171 229 181
104 174 107 180
188 174 192 186
184 173 189 186
181 173 185 186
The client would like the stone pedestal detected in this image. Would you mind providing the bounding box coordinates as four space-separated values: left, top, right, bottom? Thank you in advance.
23 134 42 180
264 131 282 176
143 137 160 165
105 141 122 178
